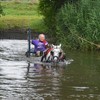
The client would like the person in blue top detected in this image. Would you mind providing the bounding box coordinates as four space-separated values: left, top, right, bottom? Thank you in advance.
31 34 48 56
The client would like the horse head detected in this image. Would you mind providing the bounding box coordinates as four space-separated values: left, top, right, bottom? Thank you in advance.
51 44 62 62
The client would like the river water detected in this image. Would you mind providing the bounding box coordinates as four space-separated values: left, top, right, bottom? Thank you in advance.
0 40 100 100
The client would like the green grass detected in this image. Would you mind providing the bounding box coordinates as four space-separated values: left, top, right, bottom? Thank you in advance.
2 2 39 15
0 1 46 32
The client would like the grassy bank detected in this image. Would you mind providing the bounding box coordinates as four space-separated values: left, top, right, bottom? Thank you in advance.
0 1 46 32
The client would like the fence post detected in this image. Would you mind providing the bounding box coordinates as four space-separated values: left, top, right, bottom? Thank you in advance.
27 28 31 57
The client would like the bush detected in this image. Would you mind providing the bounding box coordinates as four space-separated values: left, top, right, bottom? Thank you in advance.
38 0 67 36
0 2 3 16
55 0 100 50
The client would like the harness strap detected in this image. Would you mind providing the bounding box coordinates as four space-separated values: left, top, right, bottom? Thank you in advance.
59 53 64 59
45 48 53 55
53 56 59 59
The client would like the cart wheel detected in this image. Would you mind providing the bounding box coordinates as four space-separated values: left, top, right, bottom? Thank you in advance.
25 51 30 57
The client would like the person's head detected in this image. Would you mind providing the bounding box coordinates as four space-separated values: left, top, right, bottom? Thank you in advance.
39 34 45 41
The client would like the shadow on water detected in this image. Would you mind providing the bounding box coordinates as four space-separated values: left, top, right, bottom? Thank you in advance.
0 40 100 100
26 62 67 77
24 61 69 100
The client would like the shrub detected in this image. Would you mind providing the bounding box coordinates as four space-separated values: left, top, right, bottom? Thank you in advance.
55 0 100 50
38 0 67 36
0 2 3 16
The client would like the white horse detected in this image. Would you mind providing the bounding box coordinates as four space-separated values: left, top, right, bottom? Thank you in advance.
41 44 65 62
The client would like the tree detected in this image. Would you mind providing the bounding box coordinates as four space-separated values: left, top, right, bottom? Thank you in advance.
51 0 100 50
39 0 79 34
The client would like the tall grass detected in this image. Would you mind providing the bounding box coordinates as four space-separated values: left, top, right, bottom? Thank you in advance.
0 1 46 32
2 2 39 15
0 2 3 15
56 0 100 50
0 15 42 28
1 0 39 4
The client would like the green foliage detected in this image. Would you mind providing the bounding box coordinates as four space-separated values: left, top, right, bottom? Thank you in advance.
0 16 46 32
30 17 47 32
56 0 100 50
0 2 46 32
2 2 38 15
39 0 67 35
39 0 100 50
0 2 3 15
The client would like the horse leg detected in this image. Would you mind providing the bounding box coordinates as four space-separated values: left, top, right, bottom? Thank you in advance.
47 56 50 62
41 55 45 62
41 56 43 62
61 54 66 62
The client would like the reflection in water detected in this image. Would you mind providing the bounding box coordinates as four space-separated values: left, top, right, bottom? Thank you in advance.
25 62 67 100
0 40 69 100
0 40 100 100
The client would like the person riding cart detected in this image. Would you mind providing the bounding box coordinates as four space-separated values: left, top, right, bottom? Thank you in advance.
25 31 66 61
31 34 48 56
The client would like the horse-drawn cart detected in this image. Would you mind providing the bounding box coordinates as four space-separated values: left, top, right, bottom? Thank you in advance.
25 29 73 66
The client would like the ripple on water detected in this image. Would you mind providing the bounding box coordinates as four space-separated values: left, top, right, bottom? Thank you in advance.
1 40 99 100
0 40 65 100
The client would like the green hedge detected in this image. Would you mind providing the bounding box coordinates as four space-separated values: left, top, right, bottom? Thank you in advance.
55 0 100 50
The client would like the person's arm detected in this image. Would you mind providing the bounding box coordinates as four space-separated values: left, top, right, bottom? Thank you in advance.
32 39 38 46
31 40 34 45
45 44 50 48
43 40 49 49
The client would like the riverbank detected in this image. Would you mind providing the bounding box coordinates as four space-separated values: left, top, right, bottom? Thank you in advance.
0 1 46 32
0 28 37 39
0 15 46 33
0 28 54 45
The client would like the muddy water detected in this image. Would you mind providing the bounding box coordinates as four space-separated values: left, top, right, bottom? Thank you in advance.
0 40 100 100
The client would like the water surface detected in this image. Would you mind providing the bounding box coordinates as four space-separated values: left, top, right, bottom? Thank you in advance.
0 40 100 100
